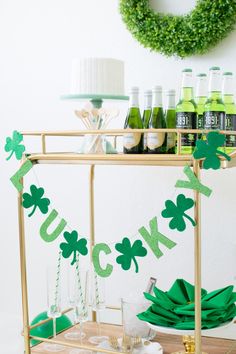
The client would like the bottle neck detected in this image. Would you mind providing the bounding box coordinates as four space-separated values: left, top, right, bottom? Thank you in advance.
208 71 221 95
180 72 194 101
166 94 176 109
129 93 139 108
144 94 152 110
196 78 207 99
180 87 194 101
152 91 162 107
222 76 234 96
223 94 235 105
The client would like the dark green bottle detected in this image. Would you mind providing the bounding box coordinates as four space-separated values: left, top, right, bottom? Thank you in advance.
203 67 225 131
147 86 166 154
142 89 152 153
222 72 236 153
176 68 197 154
123 87 143 154
165 89 176 154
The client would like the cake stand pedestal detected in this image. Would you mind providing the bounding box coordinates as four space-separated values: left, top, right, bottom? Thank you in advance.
61 94 129 108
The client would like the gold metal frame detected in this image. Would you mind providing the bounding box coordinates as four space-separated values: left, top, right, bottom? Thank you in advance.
17 129 236 354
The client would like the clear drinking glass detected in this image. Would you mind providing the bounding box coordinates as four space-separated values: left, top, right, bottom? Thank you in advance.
121 298 156 340
44 264 64 352
64 264 89 342
88 270 108 345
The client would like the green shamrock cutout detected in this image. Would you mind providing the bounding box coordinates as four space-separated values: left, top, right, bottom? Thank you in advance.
22 184 50 217
161 194 196 232
193 131 231 170
115 237 147 273
60 230 88 265
4 130 25 160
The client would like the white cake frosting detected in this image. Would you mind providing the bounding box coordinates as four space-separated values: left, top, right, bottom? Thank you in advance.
70 58 125 96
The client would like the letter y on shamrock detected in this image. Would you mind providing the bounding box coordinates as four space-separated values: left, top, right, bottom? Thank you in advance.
161 194 196 232
193 131 231 170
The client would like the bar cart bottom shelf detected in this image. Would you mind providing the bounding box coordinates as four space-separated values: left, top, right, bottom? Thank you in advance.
30 322 236 354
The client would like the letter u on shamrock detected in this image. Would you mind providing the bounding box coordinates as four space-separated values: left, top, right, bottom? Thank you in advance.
161 194 196 232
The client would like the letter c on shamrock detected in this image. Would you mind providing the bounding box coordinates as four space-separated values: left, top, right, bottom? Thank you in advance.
92 243 113 278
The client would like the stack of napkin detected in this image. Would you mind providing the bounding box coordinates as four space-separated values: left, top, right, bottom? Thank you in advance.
137 279 236 330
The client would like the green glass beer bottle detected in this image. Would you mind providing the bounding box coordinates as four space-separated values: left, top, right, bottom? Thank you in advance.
165 89 176 154
222 72 236 153
176 69 197 154
147 86 166 154
142 89 152 153
123 87 143 154
203 67 225 131
196 73 207 131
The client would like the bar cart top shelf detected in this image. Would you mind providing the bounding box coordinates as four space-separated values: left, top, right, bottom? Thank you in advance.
22 128 236 168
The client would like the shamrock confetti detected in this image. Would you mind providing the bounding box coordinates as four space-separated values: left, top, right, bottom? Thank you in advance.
22 184 50 217
60 230 88 265
5 130 25 161
193 131 231 170
161 194 196 232
115 237 147 273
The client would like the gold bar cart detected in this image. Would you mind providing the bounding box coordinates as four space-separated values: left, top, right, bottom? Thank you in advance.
16 129 236 354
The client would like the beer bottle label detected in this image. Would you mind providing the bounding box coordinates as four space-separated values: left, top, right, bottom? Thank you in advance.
197 114 204 129
147 132 165 150
176 112 197 147
226 114 236 147
167 133 176 150
123 133 141 149
203 111 225 130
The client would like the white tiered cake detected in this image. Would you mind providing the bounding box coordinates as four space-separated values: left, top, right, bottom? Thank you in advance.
70 58 125 96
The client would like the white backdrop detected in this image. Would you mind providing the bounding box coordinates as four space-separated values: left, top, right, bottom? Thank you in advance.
1 1 236 353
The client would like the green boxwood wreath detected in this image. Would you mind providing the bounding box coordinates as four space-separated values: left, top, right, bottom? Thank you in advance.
120 0 236 58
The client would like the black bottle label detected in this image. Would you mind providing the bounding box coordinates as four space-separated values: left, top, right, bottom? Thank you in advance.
176 112 197 147
197 114 203 129
226 114 236 147
203 111 225 130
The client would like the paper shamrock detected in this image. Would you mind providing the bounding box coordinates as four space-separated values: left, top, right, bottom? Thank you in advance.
115 237 147 273
193 131 231 170
161 194 196 232
5 130 25 161
60 230 88 265
22 184 50 217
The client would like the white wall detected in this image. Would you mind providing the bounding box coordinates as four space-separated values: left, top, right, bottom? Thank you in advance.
1 1 236 352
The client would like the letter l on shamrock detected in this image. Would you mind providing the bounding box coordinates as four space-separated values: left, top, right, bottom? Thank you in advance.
139 217 176 259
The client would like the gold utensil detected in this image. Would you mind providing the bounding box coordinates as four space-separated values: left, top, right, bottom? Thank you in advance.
122 335 132 352
109 336 119 350
133 336 142 347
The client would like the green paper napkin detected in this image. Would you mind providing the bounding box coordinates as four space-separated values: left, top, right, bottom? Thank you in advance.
137 279 236 330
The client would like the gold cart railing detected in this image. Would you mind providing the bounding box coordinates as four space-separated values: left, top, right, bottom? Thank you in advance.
17 129 236 354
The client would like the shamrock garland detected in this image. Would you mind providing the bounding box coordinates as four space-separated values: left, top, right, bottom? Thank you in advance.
161 194 196 232
5 130 232 276
115 238 147 273
22 185 50 217
193 131 231 170
5 130 25 161
60 230 88 265
120 0 236 58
